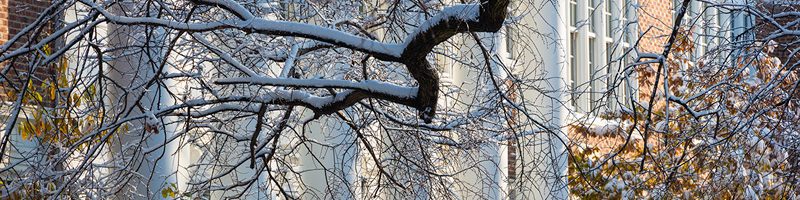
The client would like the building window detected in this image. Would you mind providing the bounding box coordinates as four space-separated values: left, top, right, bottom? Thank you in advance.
703 7 712 48
605 0 612 38
624 0 631 20
570 0 578 28
607 43 614 65
623 47 632 106
672 0 682 23
506 26 515 59
589 38 595 108
607 43 614 109
589 0 596 33
570 33 578 107
699 3 715 59
623 0 632 43
568 0 638 112
716 10 723 47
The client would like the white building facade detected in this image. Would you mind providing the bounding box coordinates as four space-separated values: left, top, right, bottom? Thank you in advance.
0 0 761 199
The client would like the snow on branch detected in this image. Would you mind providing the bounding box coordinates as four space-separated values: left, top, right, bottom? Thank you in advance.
190 0 255 20
215 77 418 98
75 0 509 123
192 33 260 77
667 95 720 119
261 42 332 62
401 4 480 48
79 0 404 60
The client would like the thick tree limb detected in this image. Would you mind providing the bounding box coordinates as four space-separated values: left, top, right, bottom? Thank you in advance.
397 0 509 122
80 0 509 123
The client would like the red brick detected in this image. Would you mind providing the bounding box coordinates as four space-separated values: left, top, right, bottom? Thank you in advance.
0 0 55 104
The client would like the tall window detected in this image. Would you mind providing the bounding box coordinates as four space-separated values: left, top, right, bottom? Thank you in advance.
506 26 515 59
589 38 596 108
672 0 681 22
605 0 612 38
570 0 578 27
623 0 632 43
703 5 713 47
589 0 597 33
568 0 637 111
569 0 578 107
698 3 714 60
623 47 632 106
623 0 631 20
570 33 578 107
607 43 614 67
606 43 615 109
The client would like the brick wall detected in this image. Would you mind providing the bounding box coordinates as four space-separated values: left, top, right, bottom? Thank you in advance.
636 0 674 54
0 0 55 101
0 0 7 45
634 0 674 101
755 2 800 183
756 2 800 65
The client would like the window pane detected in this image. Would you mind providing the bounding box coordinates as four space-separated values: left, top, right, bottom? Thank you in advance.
590 12 596 33
589 38 595 108
589 0 596 33
571 1 577 27
606 0 612 38
607 43 614 63
606 13 612 37
589 39 595 67
623 47 631 106
607 43 613 108
704 7 713 48
624 0 630 18
571 33 578 107
506 26 515 59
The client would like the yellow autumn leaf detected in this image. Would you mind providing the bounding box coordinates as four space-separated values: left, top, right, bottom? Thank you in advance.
37 119 45 137
49 84 56 101
19 123 29 140
5 89 14 98
33 92 43 103
26 79 34 91
161 188 168 198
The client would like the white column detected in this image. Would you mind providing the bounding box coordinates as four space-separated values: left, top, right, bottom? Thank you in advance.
208 115 273 200
479 32 510 199
161 55 202 197
298 114 358 199
487 32 510 200
517 0 569 199
62 4 116 194
106 2 180 198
